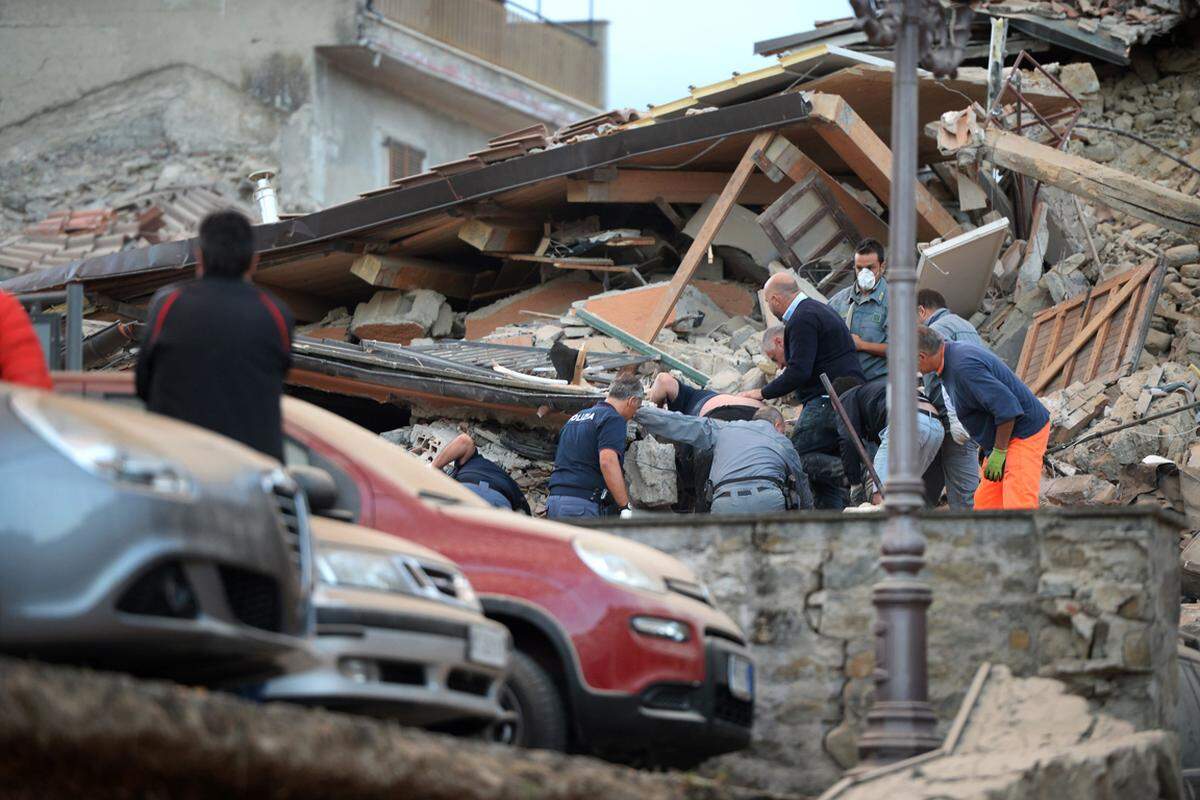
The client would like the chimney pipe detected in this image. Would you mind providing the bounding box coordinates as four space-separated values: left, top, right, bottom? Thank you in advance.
248 169 280 224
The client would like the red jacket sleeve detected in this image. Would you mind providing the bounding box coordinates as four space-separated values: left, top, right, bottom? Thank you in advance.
0 290 52 390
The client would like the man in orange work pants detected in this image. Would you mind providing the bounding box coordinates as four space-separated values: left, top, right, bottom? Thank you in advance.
916 326 1049 510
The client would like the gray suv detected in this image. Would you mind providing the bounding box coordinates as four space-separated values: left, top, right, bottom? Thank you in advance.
0 384 313 685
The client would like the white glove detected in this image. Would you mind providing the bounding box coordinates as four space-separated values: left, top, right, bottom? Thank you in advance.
619 507 633 519
949 417 970 445
942 387 971 445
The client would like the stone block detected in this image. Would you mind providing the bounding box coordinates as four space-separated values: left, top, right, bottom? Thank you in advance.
1041 474 1118 506
708 368 741 394
533 324 563 348
624 436 676 509
739 366 765 392
1059 62 1100 96
1165 243 1200 266
351 289 449 345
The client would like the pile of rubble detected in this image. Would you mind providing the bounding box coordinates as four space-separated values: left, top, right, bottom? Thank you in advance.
0 183 252 278
4 7 1200 525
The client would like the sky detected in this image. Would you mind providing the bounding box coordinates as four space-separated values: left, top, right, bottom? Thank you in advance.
532 0 854 110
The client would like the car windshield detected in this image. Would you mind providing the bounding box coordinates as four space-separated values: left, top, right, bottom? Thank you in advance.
281 397 489 510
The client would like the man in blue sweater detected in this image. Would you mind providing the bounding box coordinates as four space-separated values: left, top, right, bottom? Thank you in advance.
916 326 1050 509
740 272 865 508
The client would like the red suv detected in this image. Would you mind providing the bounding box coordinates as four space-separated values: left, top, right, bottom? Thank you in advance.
56 372 754 768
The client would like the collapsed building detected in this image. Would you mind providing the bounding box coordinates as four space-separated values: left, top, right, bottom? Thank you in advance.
3 2 1200 798
4 13 1199 523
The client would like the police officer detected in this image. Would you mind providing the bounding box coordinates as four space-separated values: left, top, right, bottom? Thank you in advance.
546 374 643 518
829 238 889 381
635 404 813 514
431 432 531 514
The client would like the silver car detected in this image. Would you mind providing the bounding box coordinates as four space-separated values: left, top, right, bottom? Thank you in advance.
260 514 510 731
0 383 313 685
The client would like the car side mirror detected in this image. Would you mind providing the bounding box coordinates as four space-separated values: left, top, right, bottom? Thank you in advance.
289 465 339 515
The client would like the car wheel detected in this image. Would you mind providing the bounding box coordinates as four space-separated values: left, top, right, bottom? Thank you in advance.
488 650 568 751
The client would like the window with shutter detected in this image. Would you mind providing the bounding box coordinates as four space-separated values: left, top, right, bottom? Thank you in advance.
385 138 426 182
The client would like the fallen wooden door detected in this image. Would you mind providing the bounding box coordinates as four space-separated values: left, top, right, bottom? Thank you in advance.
1017 258 1166 394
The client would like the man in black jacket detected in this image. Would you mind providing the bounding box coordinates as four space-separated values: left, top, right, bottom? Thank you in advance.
136 210 294 461
740 272 864 508
831 376 945 507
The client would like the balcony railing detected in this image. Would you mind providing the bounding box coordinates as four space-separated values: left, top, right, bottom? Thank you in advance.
375 0 604 107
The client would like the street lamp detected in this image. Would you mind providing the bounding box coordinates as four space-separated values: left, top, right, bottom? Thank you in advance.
847 0 975 765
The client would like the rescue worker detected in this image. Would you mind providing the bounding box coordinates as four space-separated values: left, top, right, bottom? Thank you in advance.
431 432 531 514
647 371 765 510
917 288 983 509
0 289 52 389
635 404 813 514
831 376 945 506
829 239 889 380
546 374 642 518
647 372 763 421
136 210 294 461
742 272 864 509
916 326 1050 510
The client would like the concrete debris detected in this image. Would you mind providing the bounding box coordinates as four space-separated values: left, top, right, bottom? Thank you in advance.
821 664 1179 800
1041 474 1119 506
625 436 678 509
385 420 555 513
351 289 452 345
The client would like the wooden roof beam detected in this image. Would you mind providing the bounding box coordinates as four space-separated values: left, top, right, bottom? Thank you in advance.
566 169 789 206
807 91 961 241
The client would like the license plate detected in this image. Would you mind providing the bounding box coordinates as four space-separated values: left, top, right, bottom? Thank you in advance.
727 654 754 701
469 624 509 669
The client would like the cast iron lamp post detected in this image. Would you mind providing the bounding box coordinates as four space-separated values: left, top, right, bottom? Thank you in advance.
846 0 975 765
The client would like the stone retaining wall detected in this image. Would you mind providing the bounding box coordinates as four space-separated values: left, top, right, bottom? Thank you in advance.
584 508 1181 797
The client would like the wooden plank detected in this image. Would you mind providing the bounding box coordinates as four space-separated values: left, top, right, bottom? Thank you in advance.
1032 261 1156 394
654 197 685 230
350 254 481 299
944 124 1200 239
807 92 960 241
1015 316 1044 378
755 136 889 244
458 219 542 254
566 169 788 206
575 308 709 386
506 254 615 266
634 131 775 342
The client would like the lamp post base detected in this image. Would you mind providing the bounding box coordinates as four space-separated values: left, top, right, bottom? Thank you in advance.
857 701 942 765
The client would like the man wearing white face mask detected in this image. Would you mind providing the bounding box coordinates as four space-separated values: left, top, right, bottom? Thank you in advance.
829 238 889 381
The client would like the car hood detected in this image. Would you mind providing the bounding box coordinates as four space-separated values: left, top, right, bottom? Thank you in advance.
311 515 452 566
438 504 703 587
4 382 278 483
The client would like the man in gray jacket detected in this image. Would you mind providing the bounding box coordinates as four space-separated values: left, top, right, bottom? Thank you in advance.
636 405 813 514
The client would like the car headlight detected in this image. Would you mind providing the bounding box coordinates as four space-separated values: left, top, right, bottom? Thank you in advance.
573 538 665 594
316 547 409 593
11 392 193 496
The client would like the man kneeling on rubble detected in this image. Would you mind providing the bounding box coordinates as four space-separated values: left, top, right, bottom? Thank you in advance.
916 325 1050 510
432 432 531 514
635 404 813 514
546 375 643 519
